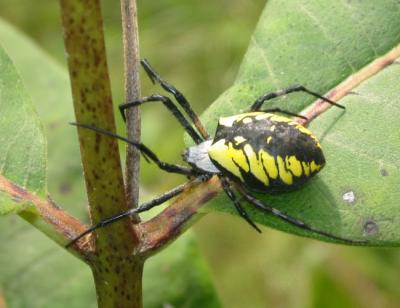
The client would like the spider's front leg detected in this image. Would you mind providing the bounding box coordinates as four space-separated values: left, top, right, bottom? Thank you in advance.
140 59 209 139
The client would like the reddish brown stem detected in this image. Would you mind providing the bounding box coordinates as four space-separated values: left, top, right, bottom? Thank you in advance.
137 176 222 256
0 175 86 254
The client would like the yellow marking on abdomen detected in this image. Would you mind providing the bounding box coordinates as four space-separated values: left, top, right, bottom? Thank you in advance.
285 155 303 177
295 124 322 148
277 156 293 185
302 162 310 176
268 113 323 149
260 150 278 179
269 114 293 124
310 160 322 173
208 139 249 180
234 136 246 145
255 113 270 120
218 112 264 127
243 144 269 186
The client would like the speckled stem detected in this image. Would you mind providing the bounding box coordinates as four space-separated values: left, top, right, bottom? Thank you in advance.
59 0 142 306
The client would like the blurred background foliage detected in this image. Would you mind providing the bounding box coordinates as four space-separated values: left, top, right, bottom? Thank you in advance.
1 1 400 307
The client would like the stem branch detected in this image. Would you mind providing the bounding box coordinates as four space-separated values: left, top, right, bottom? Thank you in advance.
120 0 141 214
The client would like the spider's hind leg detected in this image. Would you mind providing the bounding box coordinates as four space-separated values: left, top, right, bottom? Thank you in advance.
261 107 308 120
251 84 345 112
236 186 367 244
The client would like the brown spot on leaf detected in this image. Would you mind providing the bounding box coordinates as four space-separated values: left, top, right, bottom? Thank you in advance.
363 219 378 236
380 168 388 176
59 182 72 194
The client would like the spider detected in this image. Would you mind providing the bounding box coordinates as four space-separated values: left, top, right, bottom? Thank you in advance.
67 59 367 247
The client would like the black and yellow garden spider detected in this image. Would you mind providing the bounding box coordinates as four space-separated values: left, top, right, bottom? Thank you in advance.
67 59 366 247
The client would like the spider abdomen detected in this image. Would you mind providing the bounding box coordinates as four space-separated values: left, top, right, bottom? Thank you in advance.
208 112 325 192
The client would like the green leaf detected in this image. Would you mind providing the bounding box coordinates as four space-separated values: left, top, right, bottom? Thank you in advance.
200 0 400 245
0 33 46 215
0 19 220 307
0 217 96 308
144 232 221 308
0 18 87 219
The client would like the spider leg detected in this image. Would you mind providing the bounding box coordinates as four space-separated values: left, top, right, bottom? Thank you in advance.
71 123 200 176
119 94 203 144
236 186 367 244
140 59 209 140
261 107 308 120
66 181 194 248
219 177 261 233
250 84 345 111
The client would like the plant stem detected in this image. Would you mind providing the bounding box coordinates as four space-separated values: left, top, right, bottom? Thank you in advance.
138 176 222 256
120 0 141 216
59 0 142 306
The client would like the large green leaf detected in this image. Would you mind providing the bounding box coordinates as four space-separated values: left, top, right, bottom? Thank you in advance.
199 0 400 245
0 19 220 307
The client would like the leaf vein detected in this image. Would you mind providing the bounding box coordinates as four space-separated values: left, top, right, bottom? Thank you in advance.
339 0 379 57
0 117 29 175
251 36 280 89
297 3 356 72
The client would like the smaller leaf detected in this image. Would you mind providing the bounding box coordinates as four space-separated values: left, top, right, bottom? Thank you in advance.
144 232 221 308
0 42 47 215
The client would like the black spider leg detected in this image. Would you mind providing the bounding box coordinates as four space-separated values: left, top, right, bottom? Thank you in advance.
236 186 368 244
219 177 261 233
261 107 308 120
71 123 201 177
140 59 209 140
66 182 192 248
119 94 203 144
250 84 345 111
